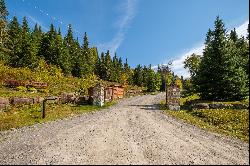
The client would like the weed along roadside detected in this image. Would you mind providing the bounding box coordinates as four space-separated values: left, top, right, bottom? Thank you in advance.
160 92 249 142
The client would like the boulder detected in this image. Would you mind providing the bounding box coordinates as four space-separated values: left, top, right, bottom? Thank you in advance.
33 97 44 104
60 93 78 104
233 104 248 109
11 97 34 106
192 103 209 110
0 97 10 110
209 103 232 109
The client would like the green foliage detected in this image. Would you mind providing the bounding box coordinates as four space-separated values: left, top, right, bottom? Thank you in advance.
193 16 249 101
0 60 98 96
5 16 22 67
27 87 37 92
16 86 27 92
160 96 249 141
184 53 201 78
0 101 117 131
0 0 8 21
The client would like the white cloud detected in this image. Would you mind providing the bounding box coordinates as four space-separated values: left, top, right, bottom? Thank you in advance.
97 0 138 56
235 20 249 37
164 19 249 79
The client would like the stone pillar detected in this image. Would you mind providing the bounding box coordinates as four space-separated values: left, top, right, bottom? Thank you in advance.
93 83 105 107
166 85 181 111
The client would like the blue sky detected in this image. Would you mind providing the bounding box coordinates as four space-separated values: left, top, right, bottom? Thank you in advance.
6 0 249 77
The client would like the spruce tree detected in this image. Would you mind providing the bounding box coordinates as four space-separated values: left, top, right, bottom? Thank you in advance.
0 0 8 46
133 64 143 86
55 30 71 74
0 0 8 21
19 17 37 68
5 16 22 67
194 16 248 100
104 50 112 81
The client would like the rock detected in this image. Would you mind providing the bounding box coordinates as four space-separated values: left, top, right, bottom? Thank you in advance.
33 97 44 104
76 96 90 105
0 97 9 105
192 103 209 110
11 97 34 106
0 97 10 110
168 105 180 111
60 93 77 104
233 104 248 109
209 103 232 109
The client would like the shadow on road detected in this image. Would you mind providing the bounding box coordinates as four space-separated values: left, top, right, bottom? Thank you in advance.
129 104 161 110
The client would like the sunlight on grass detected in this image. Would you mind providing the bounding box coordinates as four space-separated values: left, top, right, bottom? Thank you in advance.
0 101 117 131
160 100 249 142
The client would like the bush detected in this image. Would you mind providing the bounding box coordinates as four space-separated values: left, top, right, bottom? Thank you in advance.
28 87 37 93
16 86 27 92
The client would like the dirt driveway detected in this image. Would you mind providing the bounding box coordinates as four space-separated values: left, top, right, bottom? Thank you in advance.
0 93 248 165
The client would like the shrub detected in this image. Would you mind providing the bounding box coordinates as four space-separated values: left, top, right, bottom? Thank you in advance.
28 87 37 93
16 86 27 92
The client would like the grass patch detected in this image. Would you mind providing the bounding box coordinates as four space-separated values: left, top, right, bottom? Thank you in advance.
160 101 249 142
0 101 117 131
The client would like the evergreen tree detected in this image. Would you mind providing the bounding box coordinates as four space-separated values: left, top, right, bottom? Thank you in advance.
54 30 71 74
81 32 94 76
5 16 22 67
110 53 122 83
99 52 106 80
194 16 248 100
89 47 99 75
104 50 112 81
133 64 143 86
40 24 57 65
0 0 8 46
145 66 161 92
0 0 8 21
64 24 81 77
19 17 37 68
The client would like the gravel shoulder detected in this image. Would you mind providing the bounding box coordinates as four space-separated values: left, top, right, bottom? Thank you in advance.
0 93 249 165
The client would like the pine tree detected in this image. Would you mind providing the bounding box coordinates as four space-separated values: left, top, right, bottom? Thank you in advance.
55 30 71 74
40 24 56 65
19 17 37 68
104 50 112 81
64 24 81 77
110 53 122 83
5 16 22 67
98 52 107 80
31 24 43 63
89 47 99 75
194 16 248 100
0 0 8 21
81 32 93 76
0 0 8 46
133 64 143 86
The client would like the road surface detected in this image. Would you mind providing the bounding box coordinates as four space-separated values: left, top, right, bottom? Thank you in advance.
0 93 249 165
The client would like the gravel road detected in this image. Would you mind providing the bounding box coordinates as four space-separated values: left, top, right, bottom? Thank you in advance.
0 93 249 165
